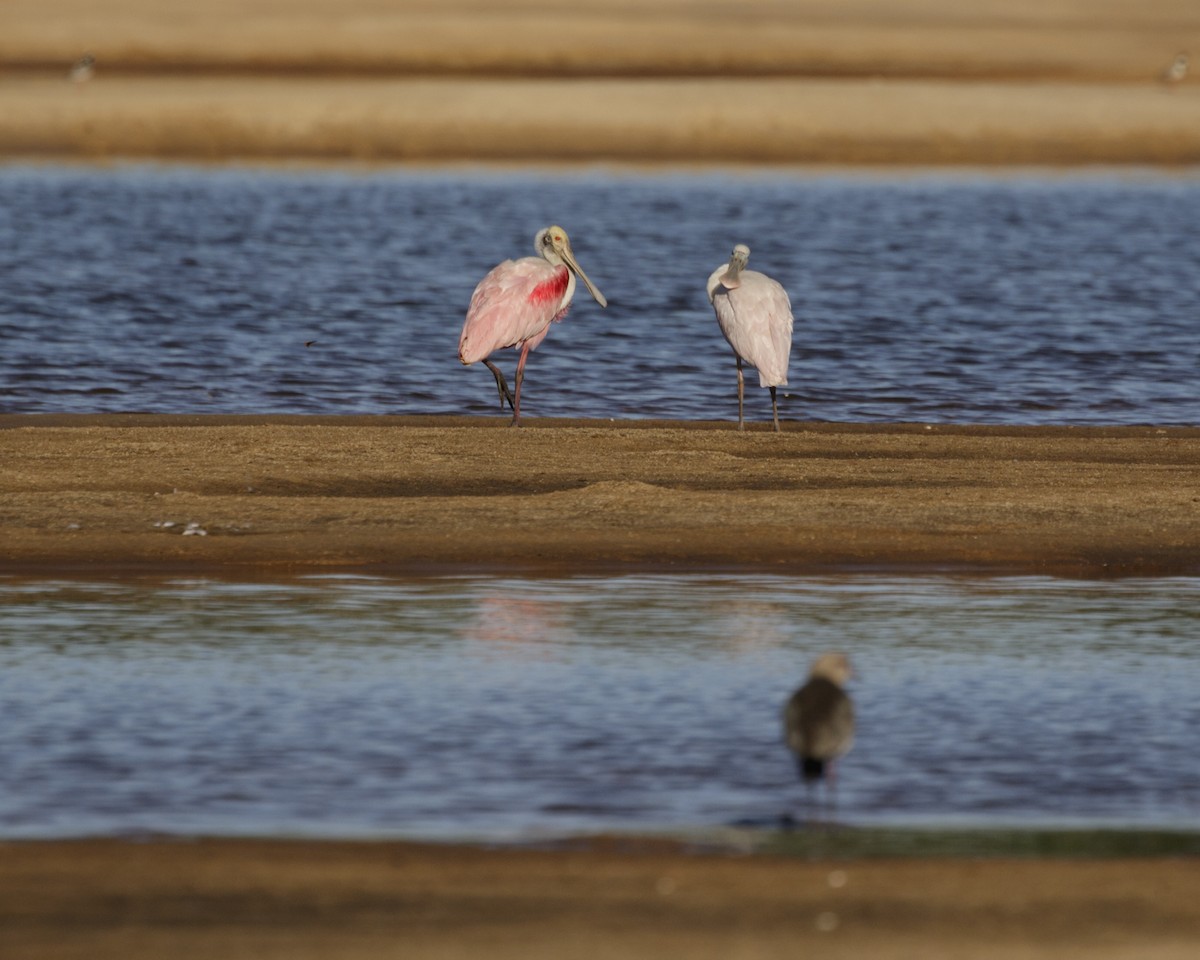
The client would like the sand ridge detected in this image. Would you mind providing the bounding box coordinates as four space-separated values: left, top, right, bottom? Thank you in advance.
3 416 1198 577
3 838 1199 960
2 0 1199 164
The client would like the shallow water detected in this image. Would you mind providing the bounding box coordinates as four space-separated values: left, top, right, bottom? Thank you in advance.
2 165 1199 424
1 574 1196 840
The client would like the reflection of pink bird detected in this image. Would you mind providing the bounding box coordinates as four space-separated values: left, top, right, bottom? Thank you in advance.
707 244 794 432
458 225 607 426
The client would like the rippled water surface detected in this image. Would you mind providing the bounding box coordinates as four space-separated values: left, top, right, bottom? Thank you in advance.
2 165 1199 424
1 574 1196 840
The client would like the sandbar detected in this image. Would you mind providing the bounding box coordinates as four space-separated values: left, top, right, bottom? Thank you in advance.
2 415 1198 578
2 837 1199 960
2 0 1199 165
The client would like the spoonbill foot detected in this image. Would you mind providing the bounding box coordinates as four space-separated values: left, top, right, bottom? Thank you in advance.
483 359 516 411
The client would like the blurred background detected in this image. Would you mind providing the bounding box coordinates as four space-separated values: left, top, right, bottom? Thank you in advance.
0 0 1198 163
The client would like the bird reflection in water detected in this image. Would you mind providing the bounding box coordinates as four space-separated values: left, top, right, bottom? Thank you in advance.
460 594 571 660
717 600 791 656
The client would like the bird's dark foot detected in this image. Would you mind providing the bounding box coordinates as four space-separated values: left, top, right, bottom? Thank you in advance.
484 360 516 411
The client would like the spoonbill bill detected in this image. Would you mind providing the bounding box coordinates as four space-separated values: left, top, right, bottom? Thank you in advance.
707 244 794 431
783 652 855 787
458 225 606 426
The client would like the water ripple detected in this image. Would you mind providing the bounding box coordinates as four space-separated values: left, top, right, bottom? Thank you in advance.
1 166 1199 424
0 574 1197 839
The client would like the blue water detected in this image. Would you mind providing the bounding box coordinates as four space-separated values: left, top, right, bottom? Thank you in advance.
1 574 1197 840
1 164 1198 424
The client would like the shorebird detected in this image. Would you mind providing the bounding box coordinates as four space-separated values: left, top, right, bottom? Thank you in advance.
69 53 96 84
783 652 855 789
458 226 606 426
707 244 794 431
1161 51 1189 86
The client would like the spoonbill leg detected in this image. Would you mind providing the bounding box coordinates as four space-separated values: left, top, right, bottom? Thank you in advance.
483 359 515 411
511 342 534 427
736 356 746 432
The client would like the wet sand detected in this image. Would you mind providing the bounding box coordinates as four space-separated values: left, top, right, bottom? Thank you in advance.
2 0 1199 165
3 838 1199 960
2 415 1198 577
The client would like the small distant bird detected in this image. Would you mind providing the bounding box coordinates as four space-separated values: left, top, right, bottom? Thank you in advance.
783 652 855 785
1161 51 1188 86
707 244 794 432
458 226 606 426
69 53 96 84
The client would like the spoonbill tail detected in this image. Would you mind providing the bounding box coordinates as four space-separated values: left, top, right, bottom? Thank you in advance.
458 225 606 426
783 652 855 786
707 244 794 431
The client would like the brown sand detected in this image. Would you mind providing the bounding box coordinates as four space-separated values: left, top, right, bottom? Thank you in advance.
2 0 1200 164
2 415 1198 577
3 838 1199 960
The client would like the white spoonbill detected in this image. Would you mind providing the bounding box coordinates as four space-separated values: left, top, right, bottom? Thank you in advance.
707 244 794 431
783 652 855 786
69 53 96 84
1161 51 1189 85
458 225 607 426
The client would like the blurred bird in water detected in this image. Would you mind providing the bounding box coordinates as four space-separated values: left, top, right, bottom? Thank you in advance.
707 243 794 432
458 225 607 426
1161 51 1188 86
783 652 855 789
69 53 96 84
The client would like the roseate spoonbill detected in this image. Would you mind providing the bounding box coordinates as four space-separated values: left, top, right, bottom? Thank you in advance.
1161 51 1189 85
707 244 794 431
458 225 607 426
783 652 854 785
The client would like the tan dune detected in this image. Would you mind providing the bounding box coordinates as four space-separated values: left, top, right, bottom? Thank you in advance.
2 0 1199 164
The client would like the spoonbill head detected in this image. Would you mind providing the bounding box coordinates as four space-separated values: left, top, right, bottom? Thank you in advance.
783 652 855 785
459 225 606 426
707 243 795 432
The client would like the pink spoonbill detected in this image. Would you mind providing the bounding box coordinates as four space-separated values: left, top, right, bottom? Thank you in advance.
706 244 794 431
458 225 607 426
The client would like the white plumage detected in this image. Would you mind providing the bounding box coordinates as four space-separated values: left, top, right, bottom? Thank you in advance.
707 244 794 431
1162 51 1189 85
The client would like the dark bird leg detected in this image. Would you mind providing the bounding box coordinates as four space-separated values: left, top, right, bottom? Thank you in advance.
483 359 516 411
510 342 532 427
770 386 780 433
735 355 745 431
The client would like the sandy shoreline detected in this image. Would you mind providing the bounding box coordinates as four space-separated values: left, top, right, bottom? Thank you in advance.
3 837 1198 960
4 75 1200 167
2 415 1198 577
3 0 1199 165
